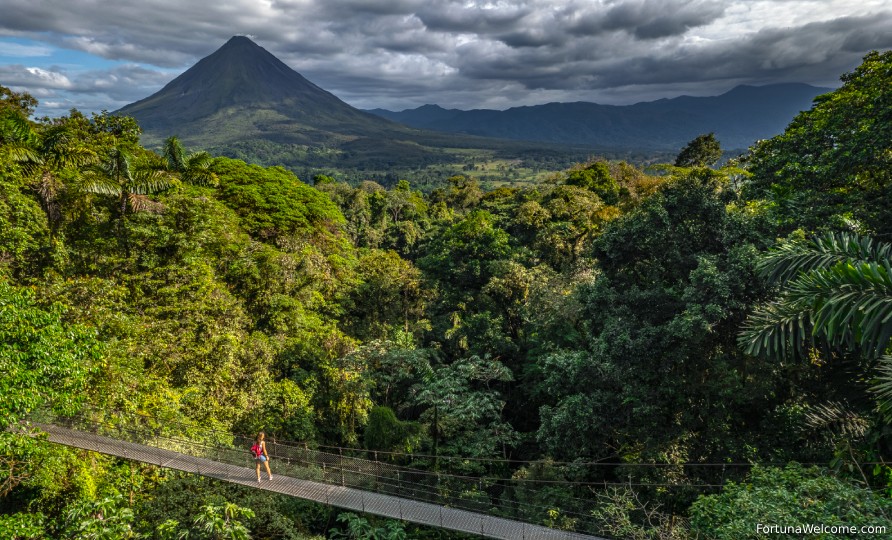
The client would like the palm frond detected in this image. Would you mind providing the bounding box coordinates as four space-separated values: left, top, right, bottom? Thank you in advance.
41 128 98 170
0 142 39 164
127 193 166 214
738 294 815 359
183 152 218 187
804 400 870 439
186 151 213 169
744 232 892 360
96 149 134 187
79 167 122 196
0 110 35 145
129 168 179 195
793 261 892 357
757 232 892 284
162 136 187 172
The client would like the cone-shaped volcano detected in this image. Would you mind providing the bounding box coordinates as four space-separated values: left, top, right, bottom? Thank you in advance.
116 36 408 147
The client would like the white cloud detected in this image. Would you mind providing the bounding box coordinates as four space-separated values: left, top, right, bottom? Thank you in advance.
0 42 53 57
0 65 72 89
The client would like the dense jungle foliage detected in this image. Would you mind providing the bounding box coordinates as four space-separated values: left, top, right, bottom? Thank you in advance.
1 51 892 539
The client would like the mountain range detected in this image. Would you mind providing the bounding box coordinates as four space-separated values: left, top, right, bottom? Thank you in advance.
116 36 829 171
366 83 831 151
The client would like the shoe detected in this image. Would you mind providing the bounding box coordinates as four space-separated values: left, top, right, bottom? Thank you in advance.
268 475 273 481
257 478 261 483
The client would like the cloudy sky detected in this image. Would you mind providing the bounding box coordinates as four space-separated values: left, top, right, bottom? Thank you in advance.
1 0 890 118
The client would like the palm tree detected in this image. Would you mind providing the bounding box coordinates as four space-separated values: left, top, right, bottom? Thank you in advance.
739 232 892 418
29 124 97 235
1 110 97 236
84 145 178 215
161 135 218 187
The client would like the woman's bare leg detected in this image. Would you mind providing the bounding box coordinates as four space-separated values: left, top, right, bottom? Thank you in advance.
264 460 272 480
256 461 261 481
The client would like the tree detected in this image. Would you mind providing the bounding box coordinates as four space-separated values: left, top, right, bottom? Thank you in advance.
1 106 101 238
414 355 518 461
674 133 722 168
690 463 892 539
363 406 421 454
0 169 49 278
329 512 406 540
565 161 621 205
345 250 426 340
382 180 428 252
743 51 892 235
445 174 482 211
211 157 345 243
0 85 37 117
536 185 617 269
64 494 139 540
418 210 512 293
158 503 255 540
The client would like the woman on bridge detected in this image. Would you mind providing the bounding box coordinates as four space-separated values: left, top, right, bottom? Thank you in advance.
253 432 273 482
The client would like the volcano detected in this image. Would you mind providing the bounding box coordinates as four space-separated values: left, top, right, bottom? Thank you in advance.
116 36 416 149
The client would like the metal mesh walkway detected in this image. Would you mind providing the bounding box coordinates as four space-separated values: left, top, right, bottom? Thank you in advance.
32 422 604 540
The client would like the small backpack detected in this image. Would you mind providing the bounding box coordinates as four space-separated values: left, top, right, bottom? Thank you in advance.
251 443 262 457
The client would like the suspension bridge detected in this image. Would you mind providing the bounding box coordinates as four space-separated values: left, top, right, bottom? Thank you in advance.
22 409 608 540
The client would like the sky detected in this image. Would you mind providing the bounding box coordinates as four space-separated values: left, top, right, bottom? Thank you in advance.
1 0 891 118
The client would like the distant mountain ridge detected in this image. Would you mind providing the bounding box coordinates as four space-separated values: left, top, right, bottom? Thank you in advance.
367 83 832 150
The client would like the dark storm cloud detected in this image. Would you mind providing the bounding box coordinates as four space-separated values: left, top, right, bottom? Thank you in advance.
301 0 421 17
563 0 726 39
1 0 889 114
604 0 727 39
447 11 892 97
416 2 533 34
581 13 892 89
